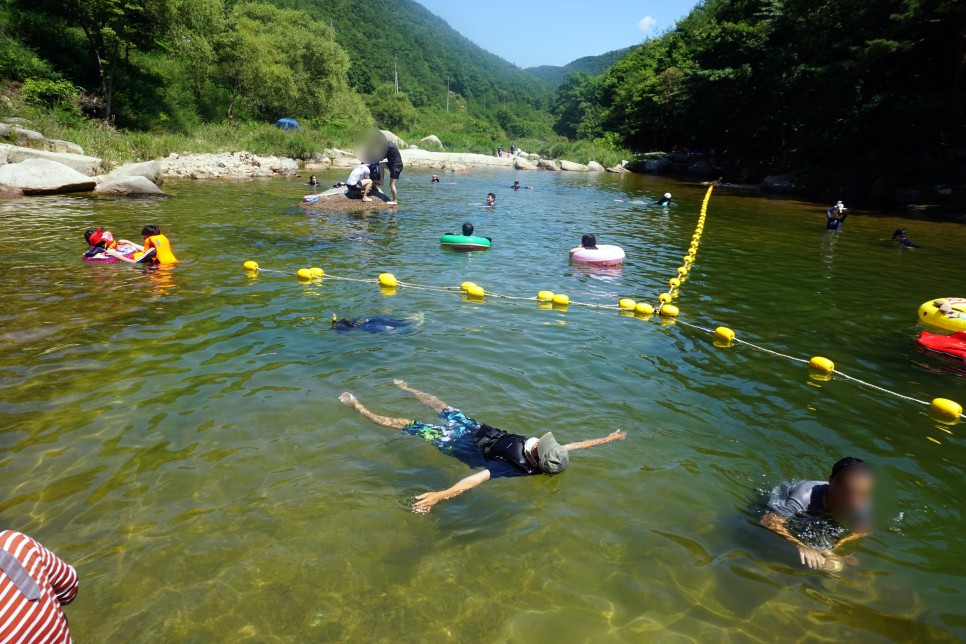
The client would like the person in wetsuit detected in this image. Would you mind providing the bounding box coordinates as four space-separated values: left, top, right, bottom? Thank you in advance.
339 380 626 513
825 201 848 230
892 228 920 247
760 457 873 571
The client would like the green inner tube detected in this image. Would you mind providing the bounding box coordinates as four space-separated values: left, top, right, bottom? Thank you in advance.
439 234 491 248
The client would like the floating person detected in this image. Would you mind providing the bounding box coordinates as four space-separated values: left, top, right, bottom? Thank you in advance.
107 225 178 265
431 174 440 183
82 227 142 263
440 222 491 251
485 192 496 207
891 228 920 247
308 175 318 187
330 313 412 333
512 180 522 190
338 380 626 513
656 192 672 206
569 233 625 266
83 227 119 257
760 457 873 571
825 201 848 230
0 530 79 642
345 163 373 201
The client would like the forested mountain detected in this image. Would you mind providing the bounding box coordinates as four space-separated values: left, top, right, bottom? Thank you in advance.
553 0 965 201
526 47 636 87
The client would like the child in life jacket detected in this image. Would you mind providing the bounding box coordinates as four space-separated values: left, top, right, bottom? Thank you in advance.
112 225 179 265
83 228 119 258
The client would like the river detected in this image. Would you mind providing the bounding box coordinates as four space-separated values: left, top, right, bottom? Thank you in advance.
0 169 964 641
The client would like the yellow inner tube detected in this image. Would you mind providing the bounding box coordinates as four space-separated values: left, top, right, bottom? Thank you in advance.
919 298 966 332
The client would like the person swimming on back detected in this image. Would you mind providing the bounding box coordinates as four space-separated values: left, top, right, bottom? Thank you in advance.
760 457 874 571
825 201 848 230
569 233 598 255
656 192 672 206
892 228 920 247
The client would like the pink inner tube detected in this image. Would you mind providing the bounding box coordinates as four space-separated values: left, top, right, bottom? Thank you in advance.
570 244 625 266
82 243 138 263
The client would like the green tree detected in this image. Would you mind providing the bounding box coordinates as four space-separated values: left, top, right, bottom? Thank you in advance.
366 84 418 132
10 0 173 121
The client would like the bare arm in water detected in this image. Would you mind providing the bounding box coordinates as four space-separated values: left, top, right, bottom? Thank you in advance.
563 430 626 451
760 512 865 571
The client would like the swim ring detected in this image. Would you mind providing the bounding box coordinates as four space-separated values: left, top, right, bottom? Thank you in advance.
439 234 491 251
917 331 966 360
570 245 625 266
918 298 966 333
82 242 139 263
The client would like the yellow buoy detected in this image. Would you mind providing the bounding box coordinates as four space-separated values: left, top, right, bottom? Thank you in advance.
677 266 689 276
297 268 314 280
466 284 485 298
552 293 570 305
658 292 673 304
243 260 259 271
715 327 735 343
669 278 681 288
310 267 324 277
461 281 477 292
661 304 680 317
619 298 637 310
378 273 397 288
537 290 555 301
636 302 654 315
930 398 962 420
809 356 835 374
684 254 695 263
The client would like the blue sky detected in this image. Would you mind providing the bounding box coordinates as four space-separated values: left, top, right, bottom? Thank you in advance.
414 0 701 68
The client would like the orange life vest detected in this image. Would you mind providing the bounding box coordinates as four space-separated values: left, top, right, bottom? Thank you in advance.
143 234 178 264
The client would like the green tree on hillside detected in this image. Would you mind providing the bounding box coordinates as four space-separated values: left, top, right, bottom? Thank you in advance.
366 84 417 131
10 0 173 121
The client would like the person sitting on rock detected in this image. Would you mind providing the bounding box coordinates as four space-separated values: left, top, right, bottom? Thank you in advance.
345 164 373 202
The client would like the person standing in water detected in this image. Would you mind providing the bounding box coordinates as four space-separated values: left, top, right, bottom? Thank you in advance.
485 192 496 207
382 141 403 205
760 457 873 571
339 380 626 513
825 201 848 230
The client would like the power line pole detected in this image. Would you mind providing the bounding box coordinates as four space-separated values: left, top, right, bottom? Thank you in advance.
446 77 450 112
394 55 399 94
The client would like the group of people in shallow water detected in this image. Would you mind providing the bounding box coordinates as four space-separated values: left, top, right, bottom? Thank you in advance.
825 200 920 247
83 225 178 265
339 381 875 571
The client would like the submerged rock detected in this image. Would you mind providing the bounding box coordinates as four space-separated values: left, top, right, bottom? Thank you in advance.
0 158 96 194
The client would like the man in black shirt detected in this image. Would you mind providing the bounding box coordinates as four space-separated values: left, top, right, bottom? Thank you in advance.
339 380 626 513
382 141 403 205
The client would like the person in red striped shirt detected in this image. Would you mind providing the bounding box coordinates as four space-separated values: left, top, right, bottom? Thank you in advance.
0 530 78 643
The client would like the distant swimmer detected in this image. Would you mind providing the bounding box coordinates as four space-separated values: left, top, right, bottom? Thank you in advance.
892 228 920 247
339 380 626 513
485 192 496 207
825 201 848 230
656 192 672 206
431 174 440 183
308 175 318 186
760 457 873 571
511 180 532 190
330 313 411 333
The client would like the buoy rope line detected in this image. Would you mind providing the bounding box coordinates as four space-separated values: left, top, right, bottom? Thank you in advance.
240 187 964 422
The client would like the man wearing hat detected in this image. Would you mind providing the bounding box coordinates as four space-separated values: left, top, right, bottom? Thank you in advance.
339 380 625 513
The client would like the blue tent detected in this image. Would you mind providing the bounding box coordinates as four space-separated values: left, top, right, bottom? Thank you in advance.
275 118 301 131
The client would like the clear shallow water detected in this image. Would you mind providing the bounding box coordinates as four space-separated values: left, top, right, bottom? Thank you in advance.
1 169 965 642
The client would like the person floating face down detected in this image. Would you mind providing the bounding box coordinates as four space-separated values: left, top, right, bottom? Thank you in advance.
339 381 626 513
656 192 672 206
570 233 597 255
826 201 848 230
345 163 373 202
892 228 920 248
485 192 496 207
761 457 874 571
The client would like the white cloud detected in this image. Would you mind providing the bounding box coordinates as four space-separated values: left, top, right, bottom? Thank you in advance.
638 16 657 33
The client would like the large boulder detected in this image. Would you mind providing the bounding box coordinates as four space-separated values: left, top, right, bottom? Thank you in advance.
442 162 470 173
514 157 537 170
537 159 560 171
418 135 444 150
46 139 85 155
109 160 163 187
0 144 103 176
95 175 164 196
325 147 355 159
607 165 631 174
587 161 606 172
330 156 359 168
560 160 590 172
0 184 23 199
10 128 46 149
381 130 407 149
0 158 96 194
